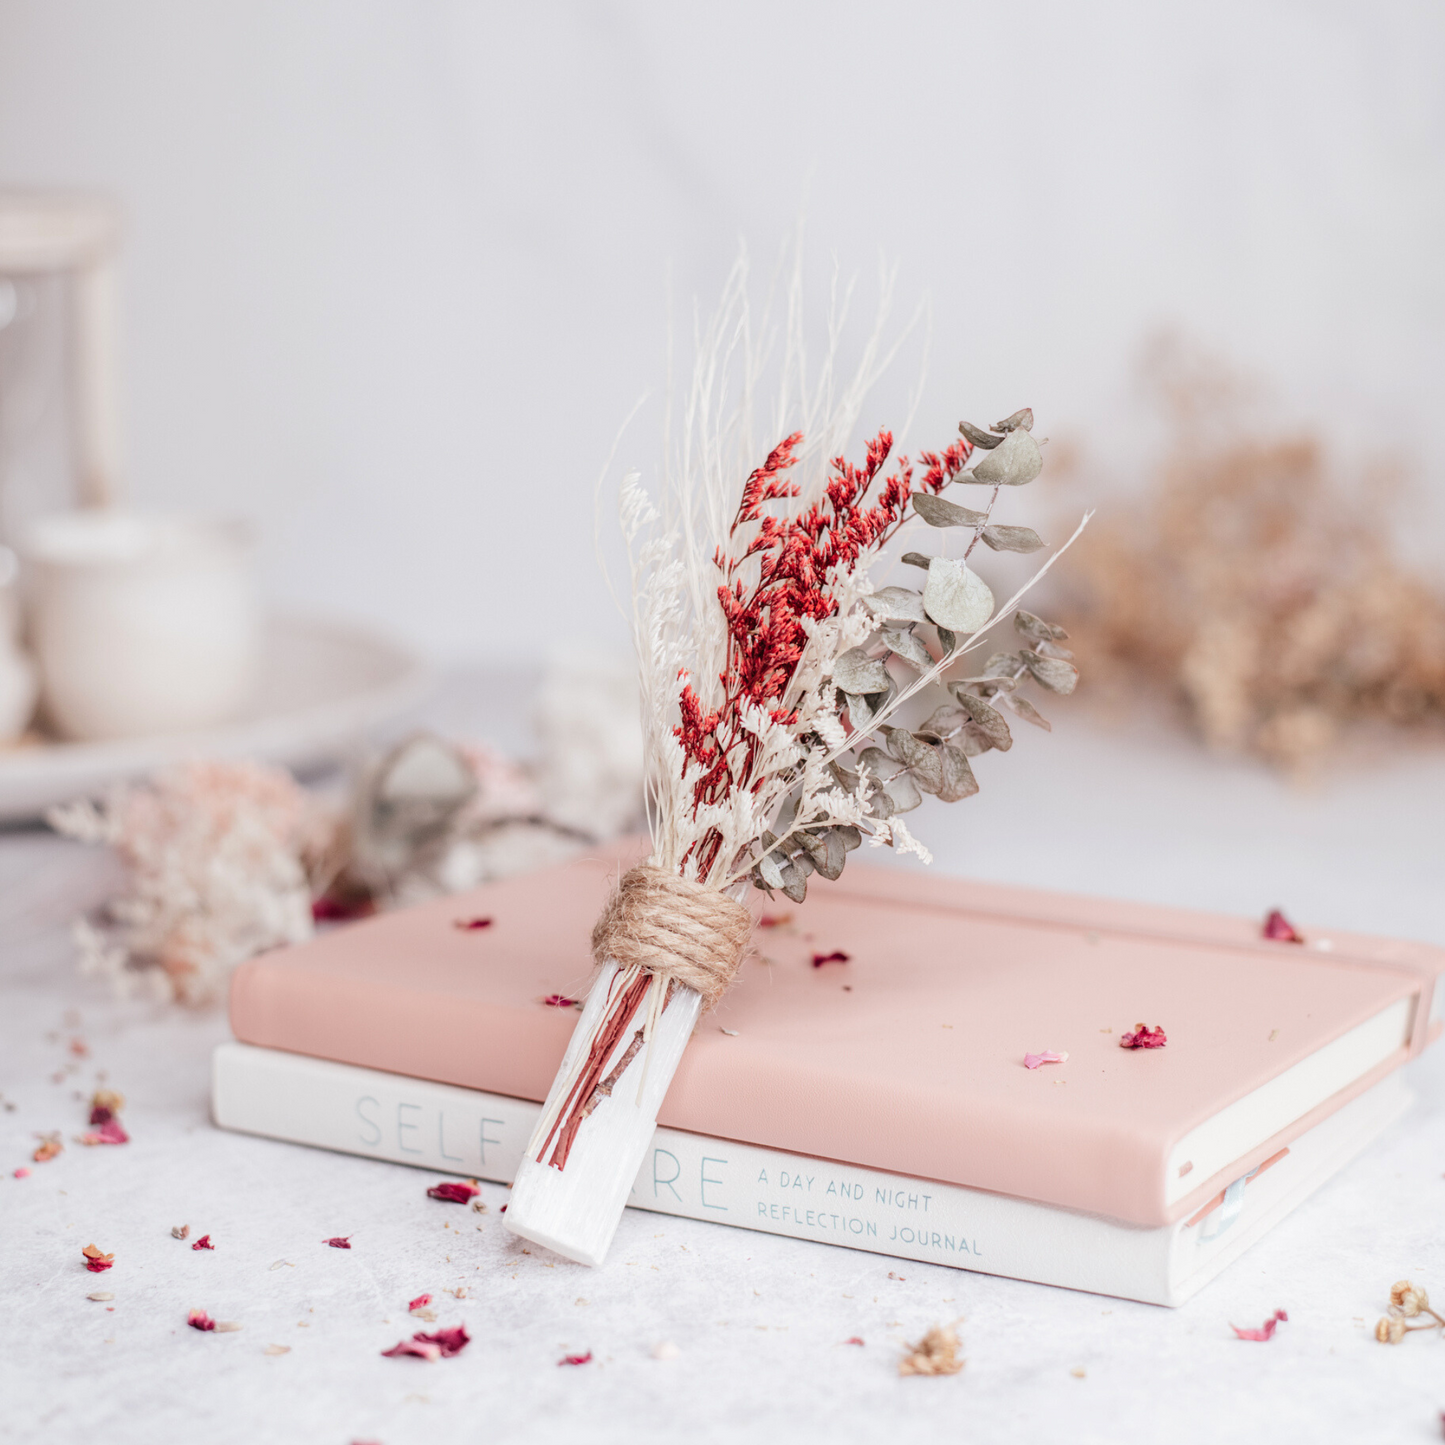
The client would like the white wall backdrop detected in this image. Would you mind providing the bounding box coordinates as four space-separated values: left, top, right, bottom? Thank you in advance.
0 1 1441 661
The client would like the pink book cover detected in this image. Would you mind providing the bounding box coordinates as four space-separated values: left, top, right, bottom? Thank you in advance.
228 842 1443 1228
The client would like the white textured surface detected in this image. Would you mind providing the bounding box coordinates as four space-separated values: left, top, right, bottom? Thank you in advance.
2 694 1445 1443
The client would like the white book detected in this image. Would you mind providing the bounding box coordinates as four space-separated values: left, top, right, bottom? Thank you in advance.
211 1041 1410 1306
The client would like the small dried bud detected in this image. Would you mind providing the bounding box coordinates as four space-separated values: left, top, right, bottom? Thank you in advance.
1376 1315 1405 1344
1389 1280 1416 1308
1398 1286 1429 1318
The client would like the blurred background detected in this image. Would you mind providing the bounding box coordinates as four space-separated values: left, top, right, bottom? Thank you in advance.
1 0 1440 660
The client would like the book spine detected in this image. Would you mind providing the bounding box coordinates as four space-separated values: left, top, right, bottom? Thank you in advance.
212 1042 1174 1303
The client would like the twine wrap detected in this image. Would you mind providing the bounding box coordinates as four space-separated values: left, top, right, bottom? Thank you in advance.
590 863 753 1010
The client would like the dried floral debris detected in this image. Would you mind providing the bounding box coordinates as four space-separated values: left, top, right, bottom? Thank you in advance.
1230 1309 1287 1341
192 1234 215 1251
188 1310 216 1332
13 1167 30 1179
810 950 851 968
541 993 580 1009
1024 1050 1068 1069
32 1133 62 1163
86 1291 114 1302
82 1245 114 1273
408 1294 432 1313
171 1224 190 1240
1376 1280 1444 1342
845 1336 865 1346
453 917 494 931
79 1118 129 1145
757 913 792 929
263 1344 291 1356
323 1236 352 1249
1262 909 1305 944
1119 1023 1167 1050
558 1350 593 1366
899 1324 964 1377
427 1181 480 1205
382 1325 470 1361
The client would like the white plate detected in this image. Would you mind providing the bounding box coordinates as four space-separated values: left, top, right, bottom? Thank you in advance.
0 614 432 821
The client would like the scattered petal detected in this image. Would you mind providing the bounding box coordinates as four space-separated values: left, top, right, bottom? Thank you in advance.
82 1244 114 1273
408 1294 433 1313
33 1133 63 1163
719 1028 739 1036
758 914 792 929
87 1291 115 1302
453 917 494 931
192 1235 215 1251
383 1325 470 1360
1070 1366 1087 1379
470 1199 487 1214
1119 1023 1167 1050
559 1350 593 1366
13 1167 30 1179
541 994 579 1008
311 895 375 923
1024 1050 1068 1069
811 950 851 968
899 1324 965 1377
845 1337 865 1346
888 1272 906 1281
651 1340 680 1360
188 1310 216 1332
264 1344 291 1356
80 1119 130 1145
1231 1309 1288 1341
70 1037 89 1057
427 1181 481 1205
215 1321 243 1333
323 1236 352 1249
172 1224 190 1240
1262 909 1304 944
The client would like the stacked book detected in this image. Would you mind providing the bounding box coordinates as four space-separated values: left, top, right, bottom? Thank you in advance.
213 844 1443 1306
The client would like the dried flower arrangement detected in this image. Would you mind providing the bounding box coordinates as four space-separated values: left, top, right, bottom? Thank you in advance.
504 255 1089 1265
1055 339 1445 771
1375 1279 1444 1344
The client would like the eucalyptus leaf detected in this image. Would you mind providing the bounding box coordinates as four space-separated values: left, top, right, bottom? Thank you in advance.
1021 651 1080 695
834 648 892 696
804 828 846 882
969 428 1043 488
923 556 995 633
758 851 785 890
937 745 979 803
993 407 1034 433
867 788 896 821
829 760 860 792
779 860 809 904
1014 609 1070 644
864 586 929 624
887 730 943 794
883 769 923 813
959 420 1003 449
981 524 1044 553
835 825 863 852
912 492 989 529
983 651 1020 677
948 687 1014 751
882 627 935 673
953 722 993 757
901 551 934 570
937 626 957 654
842 692 877 732
917 704 966 740
1001 692 1052 731
857 745 903 781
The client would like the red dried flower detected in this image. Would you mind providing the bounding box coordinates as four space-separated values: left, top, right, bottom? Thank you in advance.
811 950 851 968
453 917 494 931
542 994 579 1008
192 1234 215 1251
1119 1024 1167 1050
1262 909 1304 944
1230 1309 1288 1341
311 894 376 923
427 1181 480 1204
80 1119 130 1146
382 1324 470 1360
188 1309 217 1332
324 1236 352 1249
82 1244 114 1273
408 1293 432 1312
559 1350 593 1366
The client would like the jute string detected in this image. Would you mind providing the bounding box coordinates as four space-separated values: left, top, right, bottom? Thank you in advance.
590 863 753 1010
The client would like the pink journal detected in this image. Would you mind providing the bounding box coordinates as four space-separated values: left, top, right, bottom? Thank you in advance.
228 842 1443 1229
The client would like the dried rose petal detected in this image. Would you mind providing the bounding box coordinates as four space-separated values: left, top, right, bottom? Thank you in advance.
845 1336 865 1346
811 950 851 967
408 1293 432 1312
1230 1309 1288 1341
192 1234 215 1251
758 913 792 929
33 1134 62 1163
13 1167 30 1179
427 1180 481 1204
80 1119 130 1146
542 994 579 1008
383 1324 470 1360
82 1244 114 1272
1119 1023 1167 1050
311 895 376 923
559 1350 593 1366
1262 909 1304 944
1024 1051 1068 1069
188 1309 217 1332
323 1236 352 1249
453 917 494 931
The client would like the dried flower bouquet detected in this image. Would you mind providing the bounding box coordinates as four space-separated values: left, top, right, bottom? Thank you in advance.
504 259 1089 1265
